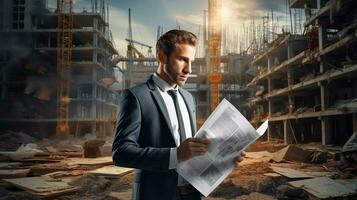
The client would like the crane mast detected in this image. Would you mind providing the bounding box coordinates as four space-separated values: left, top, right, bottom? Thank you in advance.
56 0 73 136
208 0 222 112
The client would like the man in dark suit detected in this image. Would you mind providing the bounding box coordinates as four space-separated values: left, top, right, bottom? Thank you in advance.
112 30 243 200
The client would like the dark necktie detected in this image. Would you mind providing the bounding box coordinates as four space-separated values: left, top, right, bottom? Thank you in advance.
168 90 186 143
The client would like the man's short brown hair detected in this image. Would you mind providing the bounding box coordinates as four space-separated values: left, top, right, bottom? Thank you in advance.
156 29 197 57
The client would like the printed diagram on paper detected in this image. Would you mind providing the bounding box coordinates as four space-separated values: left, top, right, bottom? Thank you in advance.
177 99 268 197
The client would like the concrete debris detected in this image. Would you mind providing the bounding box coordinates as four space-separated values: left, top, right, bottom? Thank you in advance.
210 180 250 199
16 143 43 154
334 178 357 191
271 145 310 162
336 152 357 172
89 165 133 178
0 188 38 200
2 176 80 198
41 170 86 181
245 141 286 153
276 184 307 199
245 151 272 160
343 132 357 152
66 156 112 166
0 162 21 169
309 150 329 163
289 177 357 199
0 131 38 151
100 141 113 157
0 169 30 179
0 143 44 161
83 139 105 158
56 140 83 152
270 166 334 179
70 173 111 193
320 134 357 173
30 162 77 175
271 145 328 163
29 157 113 175
0 139 355 200
1 151 36 161
263 173 282 178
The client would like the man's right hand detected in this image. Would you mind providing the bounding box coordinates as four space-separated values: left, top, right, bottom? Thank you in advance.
177 138 210 162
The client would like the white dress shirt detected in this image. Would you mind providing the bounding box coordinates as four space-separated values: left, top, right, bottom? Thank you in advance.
152 73 193 172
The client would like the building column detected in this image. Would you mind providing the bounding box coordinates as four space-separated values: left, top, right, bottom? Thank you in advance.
287 41 292 59
268 78 272 117
92 68 97 119
321 117 331 145
93 17 98 30
267 124 271 142
93 33 98 63
353 114 357 133
320 79 331 145
283 119 293 144
318 22 326 52
0 64 6 100
320 82 329 111
287 68 294 114
91 121 97 137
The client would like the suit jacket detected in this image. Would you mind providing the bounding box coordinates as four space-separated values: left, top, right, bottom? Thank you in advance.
112 75 197 200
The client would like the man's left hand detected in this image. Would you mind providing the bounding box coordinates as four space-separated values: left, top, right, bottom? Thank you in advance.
233 151 246 167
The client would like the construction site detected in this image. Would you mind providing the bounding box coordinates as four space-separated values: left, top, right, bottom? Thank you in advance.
0 0 357 199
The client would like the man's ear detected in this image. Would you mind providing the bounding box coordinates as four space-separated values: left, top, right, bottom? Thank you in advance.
157 50 167 65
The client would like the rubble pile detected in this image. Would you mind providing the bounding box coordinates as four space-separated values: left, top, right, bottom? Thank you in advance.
0 131 132 199
0 131 38 151
204 137 357 200
0 131 357 200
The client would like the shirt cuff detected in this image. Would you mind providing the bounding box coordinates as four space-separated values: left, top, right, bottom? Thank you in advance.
169 147 178 169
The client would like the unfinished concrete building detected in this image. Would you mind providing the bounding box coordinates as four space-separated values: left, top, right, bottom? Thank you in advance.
0 0 120 137
117 53 253 128
249 0 357 145
196 54 253 125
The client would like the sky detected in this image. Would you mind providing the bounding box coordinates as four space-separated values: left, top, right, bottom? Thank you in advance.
106 0 296 56
48 0 297 56
108 0 209 56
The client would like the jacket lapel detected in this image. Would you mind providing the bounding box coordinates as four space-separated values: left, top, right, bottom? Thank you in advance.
147 76 197 140
147 77 175 139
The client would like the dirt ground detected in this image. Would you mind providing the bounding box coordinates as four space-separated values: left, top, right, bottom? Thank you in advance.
51 161 281 200
1 140 357 200
53 160 288 200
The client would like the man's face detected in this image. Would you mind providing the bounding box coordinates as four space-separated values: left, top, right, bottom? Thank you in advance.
159 43 196 87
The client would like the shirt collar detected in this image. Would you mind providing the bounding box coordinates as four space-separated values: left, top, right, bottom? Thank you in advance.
152 73 179 92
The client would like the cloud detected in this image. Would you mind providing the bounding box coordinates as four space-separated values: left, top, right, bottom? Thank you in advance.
174 13 202 37
176 14 203 26
224 0 289 23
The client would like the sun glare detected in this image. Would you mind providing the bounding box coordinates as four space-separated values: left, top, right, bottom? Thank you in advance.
222 7 231 19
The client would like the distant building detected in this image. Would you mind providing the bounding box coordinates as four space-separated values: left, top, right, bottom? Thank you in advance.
0 0 121 138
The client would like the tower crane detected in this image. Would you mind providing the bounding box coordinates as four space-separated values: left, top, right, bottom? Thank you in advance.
208 0 222 112
125 38 152 58
126 8 152 58
56 0 73 136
